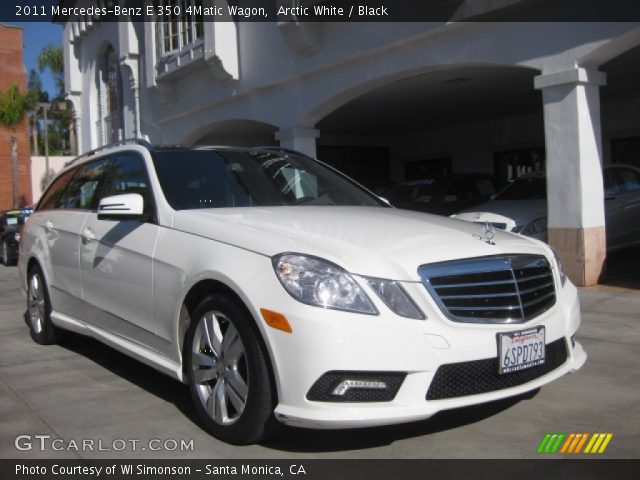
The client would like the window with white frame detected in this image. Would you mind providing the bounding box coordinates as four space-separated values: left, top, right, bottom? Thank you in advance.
157 0 203 57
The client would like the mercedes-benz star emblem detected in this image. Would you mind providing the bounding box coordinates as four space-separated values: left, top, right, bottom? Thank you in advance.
483 221 496 242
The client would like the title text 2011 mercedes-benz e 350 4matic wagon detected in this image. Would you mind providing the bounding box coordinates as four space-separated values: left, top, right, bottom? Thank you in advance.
19 141 586 444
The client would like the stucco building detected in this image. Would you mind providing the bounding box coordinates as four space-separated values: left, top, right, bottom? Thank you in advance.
60 1 640 286
0 24 32 209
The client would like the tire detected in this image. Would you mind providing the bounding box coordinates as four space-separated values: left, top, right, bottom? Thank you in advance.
185 294 277 445
27 265 60 345
1 241 8 266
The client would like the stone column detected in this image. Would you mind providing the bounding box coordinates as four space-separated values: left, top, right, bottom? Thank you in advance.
534 68 607 286
275 127 320 158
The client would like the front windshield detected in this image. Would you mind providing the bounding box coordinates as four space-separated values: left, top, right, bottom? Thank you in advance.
152 149 386 210
495 175 546 200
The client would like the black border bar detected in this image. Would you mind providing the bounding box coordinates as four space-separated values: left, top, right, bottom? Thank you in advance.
2 459 640 480
5 0 640 23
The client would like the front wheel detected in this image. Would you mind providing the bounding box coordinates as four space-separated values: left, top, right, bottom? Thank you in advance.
27 265 59 345
185 294 277 445
1 241 11 266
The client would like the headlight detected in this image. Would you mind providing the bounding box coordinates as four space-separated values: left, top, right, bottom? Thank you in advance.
512 217 547 237
272 254 377 315
365 278 424 320
551 247 567 286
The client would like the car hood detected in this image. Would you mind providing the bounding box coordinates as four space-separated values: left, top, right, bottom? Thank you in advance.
452 200 548 231
173 206 551 281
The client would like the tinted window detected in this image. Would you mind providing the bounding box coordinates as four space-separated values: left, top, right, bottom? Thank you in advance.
152 150 384 210
61 158 111 210
447 178 481 201
102 154 153 215
604 170 623 196
618 168 640 193
476 178 498 196
386 179 446 204
495 175 546 200
38 168 78 211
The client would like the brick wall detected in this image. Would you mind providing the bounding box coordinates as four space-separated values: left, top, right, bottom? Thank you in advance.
0 24 32 209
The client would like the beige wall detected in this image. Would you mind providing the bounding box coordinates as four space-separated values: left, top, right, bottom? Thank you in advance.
30 156 74 204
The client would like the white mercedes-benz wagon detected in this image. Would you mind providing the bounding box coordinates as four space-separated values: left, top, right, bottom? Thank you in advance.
19 140 586 444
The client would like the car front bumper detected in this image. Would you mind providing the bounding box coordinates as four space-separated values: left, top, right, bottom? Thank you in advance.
251 270 585 430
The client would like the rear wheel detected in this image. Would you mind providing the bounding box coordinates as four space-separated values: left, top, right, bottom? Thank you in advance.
27 265 59 345
185 294 277 444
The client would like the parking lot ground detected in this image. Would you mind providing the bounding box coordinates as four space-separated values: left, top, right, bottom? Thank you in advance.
0 265 638 459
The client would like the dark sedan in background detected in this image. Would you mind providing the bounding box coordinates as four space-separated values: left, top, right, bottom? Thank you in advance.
382 173 504 216
0 208 32 266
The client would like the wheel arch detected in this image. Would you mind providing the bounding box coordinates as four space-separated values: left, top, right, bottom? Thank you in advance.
178 278 280 404
25 256 44 282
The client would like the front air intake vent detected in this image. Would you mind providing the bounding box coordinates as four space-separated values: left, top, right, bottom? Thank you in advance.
418 255 556 324
426 337 568 400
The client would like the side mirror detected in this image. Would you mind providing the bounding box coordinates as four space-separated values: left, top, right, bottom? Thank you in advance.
98 193 144 221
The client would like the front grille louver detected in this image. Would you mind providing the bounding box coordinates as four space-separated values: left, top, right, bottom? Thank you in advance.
419 255 556 324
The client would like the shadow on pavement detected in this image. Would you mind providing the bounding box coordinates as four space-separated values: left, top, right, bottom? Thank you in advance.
600 245 640 290
53 329 203 431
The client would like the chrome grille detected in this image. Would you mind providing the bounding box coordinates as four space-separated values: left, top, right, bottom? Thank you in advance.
418 255 556 324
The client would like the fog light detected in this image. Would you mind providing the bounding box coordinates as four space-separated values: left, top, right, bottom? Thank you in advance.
307 371 406 402
332 380 387 396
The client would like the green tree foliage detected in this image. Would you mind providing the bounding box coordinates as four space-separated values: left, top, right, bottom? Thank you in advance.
0 84 28 128
37 43 64 99
0 84 29 207
28 69 49 104
36 43 75 155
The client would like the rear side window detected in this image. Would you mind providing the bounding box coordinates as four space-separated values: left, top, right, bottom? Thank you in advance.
61 158 111 210
37 168 78 211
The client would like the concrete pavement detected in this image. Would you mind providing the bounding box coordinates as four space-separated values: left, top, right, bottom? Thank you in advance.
0 265 638 459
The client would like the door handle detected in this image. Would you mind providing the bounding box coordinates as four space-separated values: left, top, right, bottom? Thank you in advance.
81 227 96 243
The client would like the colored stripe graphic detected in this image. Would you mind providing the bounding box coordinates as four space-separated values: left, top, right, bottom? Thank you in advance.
537 433 565 453
539 433 613 454
584 433 614 454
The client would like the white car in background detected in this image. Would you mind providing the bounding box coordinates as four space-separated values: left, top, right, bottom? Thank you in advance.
20 141 586 445
451 165 640 250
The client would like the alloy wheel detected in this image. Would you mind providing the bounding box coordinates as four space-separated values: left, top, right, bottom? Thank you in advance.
28 273 46 335
191 310 249 426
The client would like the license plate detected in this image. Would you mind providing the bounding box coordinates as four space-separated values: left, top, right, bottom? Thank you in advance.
497 327 545 374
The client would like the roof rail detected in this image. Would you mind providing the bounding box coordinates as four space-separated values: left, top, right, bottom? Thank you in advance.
70 138 153 165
